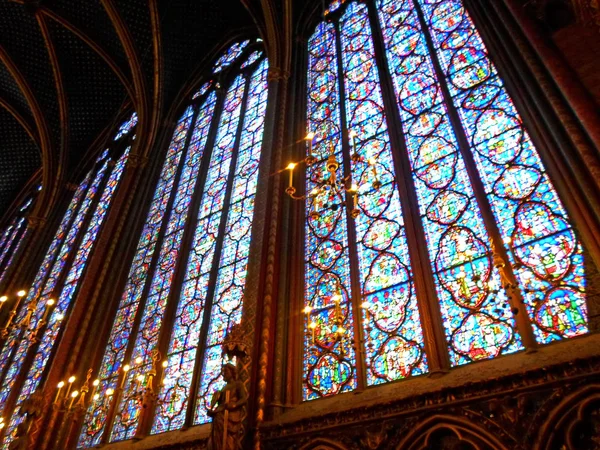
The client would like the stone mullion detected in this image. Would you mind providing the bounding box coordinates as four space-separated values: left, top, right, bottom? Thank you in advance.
464 0 600 278
463 0 600 333
329 17 369 392
139 87 225 433
366 0 451 374
134 99 210 436
412 0 538 350
180 87 228 428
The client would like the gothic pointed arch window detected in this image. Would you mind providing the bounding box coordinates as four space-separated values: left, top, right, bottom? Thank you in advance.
0 184 41 287
0 112 137 447
301 0 588 400
78 40 268 446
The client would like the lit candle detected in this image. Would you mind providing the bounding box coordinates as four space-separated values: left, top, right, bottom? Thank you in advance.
121 364 130 388
286 163 296 190
134 356 143 366
65 376 76 399
13 290 26 312
54 381 65 404
350 184 359 211
69 390 79 409
0 296 7 312
349 130 357 155
308 321 317 344
306 132 315 159
40 299 55 323
91 379 100 400
104 388 114 409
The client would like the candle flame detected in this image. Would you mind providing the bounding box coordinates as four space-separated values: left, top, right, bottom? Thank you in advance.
308 322 317 330
68 376 76 383
135 356 143 365
0 296 7 302
348 130 357 138
305 132 315 140
57 381 65 389
286 162 297 170
106 388 114 396
162 360 168 368
46 299 55 306
93 379 100 387
17 290 26 297
123 364 131 372
303 306 312 315
71 390 79 398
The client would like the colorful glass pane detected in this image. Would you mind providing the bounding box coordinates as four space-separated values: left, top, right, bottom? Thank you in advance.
417 0 587 342
193 81 213 99
0 218 27 286
169 72 245 423
378 0 522 364
340 2 429 382
108 89 210 435
148 91 219 434
114 112 138 140
0 198 35 285
1 162 109 449
0 179 88 400
3 150 130 449
78 108 194 448
213 40 250 73
304 22 357 400
241 50 263 68
195 59 269 424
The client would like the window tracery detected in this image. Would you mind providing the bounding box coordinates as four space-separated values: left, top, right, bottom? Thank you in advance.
78 40 268 446
0 112 136 448
302 0 588 400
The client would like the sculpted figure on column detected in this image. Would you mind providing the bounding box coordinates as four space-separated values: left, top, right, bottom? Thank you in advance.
207 363 248 450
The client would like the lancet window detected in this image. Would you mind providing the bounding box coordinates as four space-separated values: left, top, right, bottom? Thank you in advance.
0 186 40 287
0 112 137 447
78 40 268 446
301 0 588 400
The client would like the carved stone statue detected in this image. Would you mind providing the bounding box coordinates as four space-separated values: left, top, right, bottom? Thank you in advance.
207 363 248 450
8 390 43 450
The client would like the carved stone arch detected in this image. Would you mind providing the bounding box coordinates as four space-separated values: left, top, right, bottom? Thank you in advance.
396 415 509 450
535 384 600 450
297 437 351 450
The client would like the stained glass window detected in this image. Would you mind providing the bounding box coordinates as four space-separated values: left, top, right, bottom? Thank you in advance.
302 0 588 400
78 42 268 445
0 112 136 449
0 191 38 287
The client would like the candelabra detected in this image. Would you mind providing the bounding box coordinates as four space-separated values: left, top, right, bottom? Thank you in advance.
286 131 381 220
290 131 382 357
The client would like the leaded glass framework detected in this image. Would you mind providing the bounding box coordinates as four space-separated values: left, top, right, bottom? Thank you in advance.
0 112 137 448
78 40 268 446
301 0 588 400
0 186 40 287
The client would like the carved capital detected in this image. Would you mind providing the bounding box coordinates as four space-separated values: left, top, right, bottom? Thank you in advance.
27 215 46 230
268 67 290 82
127 154 149 169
